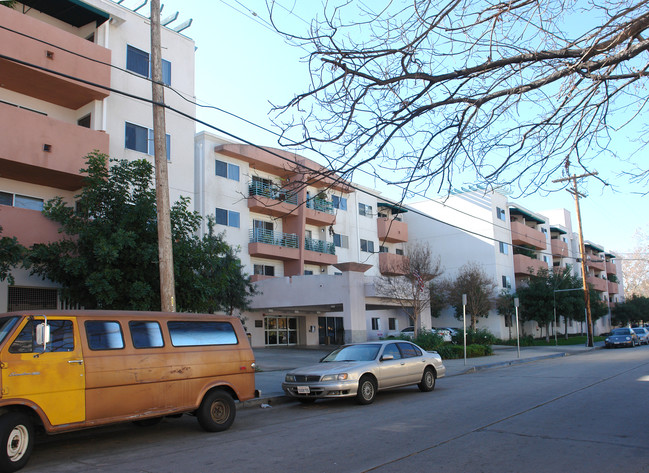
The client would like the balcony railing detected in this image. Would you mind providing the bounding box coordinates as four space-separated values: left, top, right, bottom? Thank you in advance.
306 197 334 214
249 181 298 205
304 237 335 255
249 228 299 248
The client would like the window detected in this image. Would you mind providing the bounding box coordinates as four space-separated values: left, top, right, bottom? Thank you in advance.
398 342 422 358
254 264 275 276
333 233 349 249
371 318 380 330
358 203 372 217
382 343 401 359
215 208 240 228
502 275 511 289
125 122 171 160
14 195 44 211
167 321 238 346
126 45 171 85
499 242 509 254
388 318 396 330
215 160 240 181
496 207 506 221
379 246 389 253
9 320 74 353
85 321 125 350
360 239 375 253
129 321 164 348
77 114 91 128
0 192 12 206
332 195 347 210
395 248 404 256
304 270 314 275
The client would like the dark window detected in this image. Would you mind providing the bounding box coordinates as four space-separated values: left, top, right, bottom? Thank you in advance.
85 321 124 350
382 343 401 359
129 321 164 348
215 160 227 178
398 342 422 358
332 196 347 210
359 203 372 217
0 192 13 206
126 45 149 76
162 59 171 86
304 270 314 275
395 248 404 256
371 318 380 330
360 239 374 253
254 264 275 276
388 318 396 330
9 320 74 353
167 321 238 346
379 246 389 253
125 122 148 153
499 242 508 254
215 208 240 228
77 114 91 128
496 207 506 221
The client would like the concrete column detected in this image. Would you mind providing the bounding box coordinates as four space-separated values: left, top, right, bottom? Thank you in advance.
334 262 373 343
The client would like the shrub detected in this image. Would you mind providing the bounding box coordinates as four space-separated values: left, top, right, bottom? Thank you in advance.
411 330 444 351
452 328 497 346
433 344 492 359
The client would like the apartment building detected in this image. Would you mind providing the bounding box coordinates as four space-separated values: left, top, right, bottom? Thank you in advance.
0 0 196 311
408 189 622 339
195 132 412 347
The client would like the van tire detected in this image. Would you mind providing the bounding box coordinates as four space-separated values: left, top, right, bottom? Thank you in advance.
0 412 34 473
197 390 236 432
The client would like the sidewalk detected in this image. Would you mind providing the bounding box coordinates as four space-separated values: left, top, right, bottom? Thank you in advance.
241 343 603 408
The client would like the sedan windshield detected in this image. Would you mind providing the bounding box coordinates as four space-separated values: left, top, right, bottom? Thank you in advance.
322 344 381 362
632 328 645 334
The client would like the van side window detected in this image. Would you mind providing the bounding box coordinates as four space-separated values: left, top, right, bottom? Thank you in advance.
167 321 238 347
85 321 124 350
9 320 74 353
129 321 164 348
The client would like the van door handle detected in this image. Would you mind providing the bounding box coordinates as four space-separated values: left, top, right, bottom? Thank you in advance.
68 360 84 364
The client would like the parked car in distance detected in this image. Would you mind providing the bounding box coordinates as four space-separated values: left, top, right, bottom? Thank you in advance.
605 327 639 348
632 327 649 345
431 327 452 342
282 340 446 405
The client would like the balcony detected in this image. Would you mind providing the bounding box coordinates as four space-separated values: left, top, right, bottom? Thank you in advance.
606 261 617 275
304 237 337 266
379 253 409 276
305 198 335 226
587 276 608 293
510 221 547 250
248 181 298 218
248 228 299 261
0 102 109 190
0 205 66 247
550 239 569 258
513 254 548 276
586 257 605 272
607 281 619 295
0 6 111 109
377 217 408 243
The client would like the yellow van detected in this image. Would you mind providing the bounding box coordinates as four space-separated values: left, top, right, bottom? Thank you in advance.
0 310 257 472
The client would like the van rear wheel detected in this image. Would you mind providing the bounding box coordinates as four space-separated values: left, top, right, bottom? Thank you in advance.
197 390 236 432
0 412 34 473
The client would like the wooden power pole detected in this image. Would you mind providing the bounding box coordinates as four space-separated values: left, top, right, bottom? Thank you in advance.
553 171 598 347
150 0 176 312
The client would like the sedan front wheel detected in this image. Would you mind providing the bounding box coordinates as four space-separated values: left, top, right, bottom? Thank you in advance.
355 375 377 405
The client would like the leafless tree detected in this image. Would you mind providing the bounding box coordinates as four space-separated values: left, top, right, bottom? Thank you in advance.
621 227 649 296
270 0 649 198
374 243 443 336
442 262 498 330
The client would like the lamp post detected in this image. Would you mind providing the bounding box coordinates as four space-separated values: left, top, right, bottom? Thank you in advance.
514 297 520 359
462 293 467 366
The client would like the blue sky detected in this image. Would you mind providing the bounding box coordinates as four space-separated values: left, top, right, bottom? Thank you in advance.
145 0 645 255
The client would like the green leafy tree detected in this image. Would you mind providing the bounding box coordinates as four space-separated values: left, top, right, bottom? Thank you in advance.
0 226 25 285
26 152 254 312
496 290 515 340
612 295 649 326
443 262 497 331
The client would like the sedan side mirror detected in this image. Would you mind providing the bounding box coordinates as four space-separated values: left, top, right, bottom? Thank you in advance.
381 354 394 361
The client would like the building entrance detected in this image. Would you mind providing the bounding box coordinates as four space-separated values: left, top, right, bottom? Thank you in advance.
318 316 344 345
264 316 298 345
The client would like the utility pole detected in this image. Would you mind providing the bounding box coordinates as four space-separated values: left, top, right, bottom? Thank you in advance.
151 0 176 312
552 171 598 347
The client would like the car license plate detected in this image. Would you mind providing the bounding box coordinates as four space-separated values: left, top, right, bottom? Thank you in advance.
297 386 310 394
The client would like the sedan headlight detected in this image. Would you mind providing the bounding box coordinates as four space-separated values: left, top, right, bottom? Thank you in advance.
285 374 296 382
321 373 348 381
625 336 631 341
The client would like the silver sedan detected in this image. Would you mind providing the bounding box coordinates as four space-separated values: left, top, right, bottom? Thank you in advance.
281 340 446 404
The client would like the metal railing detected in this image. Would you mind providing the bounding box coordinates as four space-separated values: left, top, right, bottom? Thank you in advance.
249 228 299 248
249 181 298 206
304 237 335 255
306 197 334 214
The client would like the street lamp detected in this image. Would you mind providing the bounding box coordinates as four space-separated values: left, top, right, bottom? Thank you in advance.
514 297 520 359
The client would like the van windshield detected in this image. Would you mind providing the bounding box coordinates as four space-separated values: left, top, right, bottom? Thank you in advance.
0 316 20 345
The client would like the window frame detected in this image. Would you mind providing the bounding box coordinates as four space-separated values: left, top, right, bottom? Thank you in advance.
215 207 240 228
360 239 375 253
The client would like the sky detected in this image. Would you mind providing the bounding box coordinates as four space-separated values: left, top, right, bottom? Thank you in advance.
134 0 646 256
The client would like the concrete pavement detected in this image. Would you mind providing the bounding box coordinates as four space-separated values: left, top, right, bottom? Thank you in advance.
241 342 603 408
